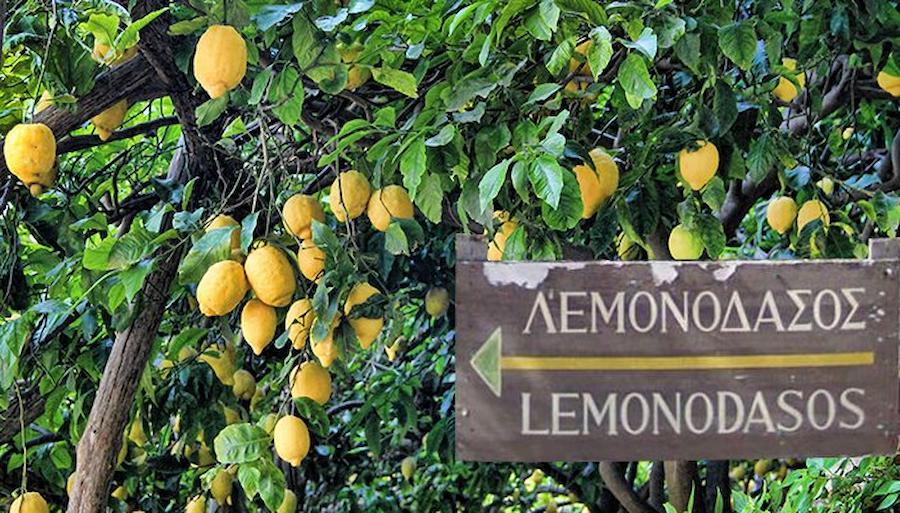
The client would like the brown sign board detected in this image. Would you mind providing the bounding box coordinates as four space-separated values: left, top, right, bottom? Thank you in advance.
455 235 900 462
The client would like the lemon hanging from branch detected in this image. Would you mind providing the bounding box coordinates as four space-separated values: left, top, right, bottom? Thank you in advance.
4 123 57 196
678 140 719 191
193 25 248 99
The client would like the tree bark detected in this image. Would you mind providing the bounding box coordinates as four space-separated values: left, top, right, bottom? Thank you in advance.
598 462 658 513
648 461 665 511
705 461 731 513
664 461 700 513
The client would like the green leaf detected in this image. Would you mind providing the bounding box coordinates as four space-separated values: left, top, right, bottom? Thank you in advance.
623 27 657 60
385 222 409 255
494 0 536 42
511 160 530 202
256 458 286 512
425 125 456 147
540 169 582 230
306 63 347 95
213 424 271 464
416 173 444 224
747 133 780 184
555 0 607 25
525 84 562 106
269 66 304 126
372 67 418 98
712 80 738 136
116 8 168 50
617 52 657 109
237 464 262 500
524 0 559 41
694 213 726 258
83 236 117 271
254 3 303 31
177 229 233 285
292 13 320 68
241 212 259 252
674 33 701 74
701 177 726 210
400 137 427 198
364 414 382 457
445 72 498 111
195 95 229 128
479 159 511 212
82 13 119 46
718 21 757 71
119 260 154 302
546 37 575 75
529 154 564 208
587 27 614 79
168 17 207 35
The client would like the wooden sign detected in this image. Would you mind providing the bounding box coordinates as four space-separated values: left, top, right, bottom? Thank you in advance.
455 236 900 462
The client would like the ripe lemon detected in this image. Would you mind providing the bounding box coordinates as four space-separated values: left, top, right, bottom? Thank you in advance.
290 361 332 405
340 44 371 91
91 42 138 66
207 214 241 252
574 148 619 218
754 459 772 476
772 58 806 102
297 239 326 283
278 490 298 513
616 232 640 260
193 25 247 99
797 199 829 231
197 260 248 316
4 123 57 196
330 170 371 222
401 456 416 481
568 39 593 76
285 298 314 349
668 224 704 260
816 177 835 197
344 282 384 349
283 194 325 240
199 342 236 385
766 196 797 235
678 140 719 191
211 468 234 505
245 245 297 307
487 218 519 261
313 337 339 368
178 346 198 362
241 298 277 355
186 496 206 513
876 70 900 97
274 415 311 467
232 369 256 400
67 473 76 495
10 492 48 513
367 185 414 231
91 100 129 141
425 287 450 317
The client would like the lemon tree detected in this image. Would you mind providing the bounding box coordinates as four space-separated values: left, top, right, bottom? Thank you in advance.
0 1 898 513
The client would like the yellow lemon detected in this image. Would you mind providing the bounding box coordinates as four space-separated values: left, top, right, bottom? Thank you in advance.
816 177 835 197
67 473 76 495
283 194 325 239
210 468 234 505
487 220 519 261
290 361 332 405
244 244 296 307
178 346 197 362
278 490 298 513
186 496 206 513
568 39 593 76
330 170 372 222
207 214 241 252
346 65 371 91
3 123 57 196
193 25 247 99
797 199 829 231
668 224 704 260
344 282 383 349
285 298 314 349
313 337 339 368
199 342 236 385
10 492 49 513
196 260 248 316
401 456 416 481
678 140 719 191
367 185 414 231
91 100 129 141
297 239 326 283
232 369 256 400
241 298 277 355
876 71 900 97
766 196 798 235
273 415 311 467
425 287 450 317
772 58 806 102
574 148 619 218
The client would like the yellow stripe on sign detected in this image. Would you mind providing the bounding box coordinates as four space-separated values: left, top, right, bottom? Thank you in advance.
501 352 875 371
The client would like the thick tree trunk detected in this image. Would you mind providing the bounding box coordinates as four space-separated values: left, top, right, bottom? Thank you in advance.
705 461 731 513
664 461 701 513
67 251 179 511
598 462 658 513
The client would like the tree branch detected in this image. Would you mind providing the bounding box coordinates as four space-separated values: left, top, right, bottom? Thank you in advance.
598 462 658 513
57 116 179 154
